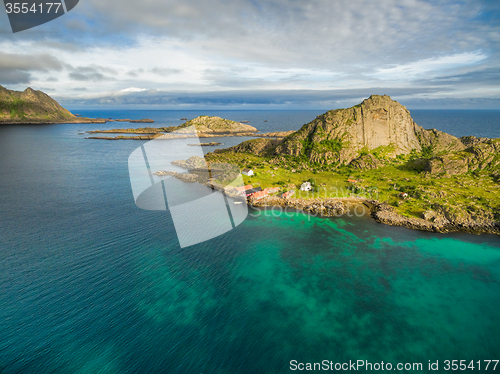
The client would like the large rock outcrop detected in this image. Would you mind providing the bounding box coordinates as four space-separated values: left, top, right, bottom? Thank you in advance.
169 115 258 134
215 137 281 156
424 138 500 175
349 154 381 170
224 95 465 165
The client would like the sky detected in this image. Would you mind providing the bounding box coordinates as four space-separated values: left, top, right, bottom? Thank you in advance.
0 0 499 109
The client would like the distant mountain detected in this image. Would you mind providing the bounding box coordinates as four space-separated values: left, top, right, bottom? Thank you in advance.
0 85 78 124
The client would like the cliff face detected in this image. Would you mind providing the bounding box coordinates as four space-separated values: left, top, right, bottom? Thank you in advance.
274 95 465 164
0 85 75 123
227 95 466 165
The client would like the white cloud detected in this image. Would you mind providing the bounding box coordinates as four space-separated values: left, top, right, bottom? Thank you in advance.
0 0 498 107
120 87 147 93
369 52 488 81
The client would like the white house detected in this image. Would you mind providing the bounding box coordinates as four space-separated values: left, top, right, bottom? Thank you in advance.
242 168 254 176
300 182 312 191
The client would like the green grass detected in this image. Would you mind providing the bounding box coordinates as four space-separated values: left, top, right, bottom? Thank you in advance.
206 151 500 220
1 98 27 119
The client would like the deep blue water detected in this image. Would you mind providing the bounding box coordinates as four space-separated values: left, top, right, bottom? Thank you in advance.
0 110 499 374
410 110 500 138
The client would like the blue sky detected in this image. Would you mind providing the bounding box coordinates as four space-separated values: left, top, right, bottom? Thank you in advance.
0 0 499 109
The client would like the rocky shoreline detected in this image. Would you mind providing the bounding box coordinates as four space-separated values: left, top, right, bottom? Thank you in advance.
367 200 500 235
266 196 499 234
0 117 108 125
85 130 294 140
1 117 154 125
250 196 352 217
152 168 499 235
251 193 496 233
251 196 499 235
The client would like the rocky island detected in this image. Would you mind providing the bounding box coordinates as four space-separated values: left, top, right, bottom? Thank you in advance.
86 116 295 140
197 95 500 235
86 115 259 139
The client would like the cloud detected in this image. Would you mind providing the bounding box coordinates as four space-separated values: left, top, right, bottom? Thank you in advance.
68 65 118 81
0 70 31 85
0 0 498 108
0 52 63 85
416 66 500 86
150 67 182 75
58 87 449 108
369 52 488 80
66 0 495 70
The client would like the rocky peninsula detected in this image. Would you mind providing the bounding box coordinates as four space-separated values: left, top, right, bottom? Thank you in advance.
0 85 153 125
202 95 499 235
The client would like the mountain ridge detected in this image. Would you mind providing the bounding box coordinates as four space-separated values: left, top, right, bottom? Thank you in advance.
0 85 78 123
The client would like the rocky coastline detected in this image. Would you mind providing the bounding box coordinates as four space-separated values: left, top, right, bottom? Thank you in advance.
188 142 222 146
1 117 154 125
367 200 500 235
250 196 499 235
152 167 499 235
1 117 108 125
85 131 293 140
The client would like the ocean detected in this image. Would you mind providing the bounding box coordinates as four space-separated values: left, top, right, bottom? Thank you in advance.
0 109 499 373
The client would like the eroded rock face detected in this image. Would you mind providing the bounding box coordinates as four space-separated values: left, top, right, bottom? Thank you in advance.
415 127 466 153
371 200 500 234
273 95 428 164
460 136 490 147
424 155 470 175
349 154 381 170
424 138 500 175
219 138 281 156
229 95 465 165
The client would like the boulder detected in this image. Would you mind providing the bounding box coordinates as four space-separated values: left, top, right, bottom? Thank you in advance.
349 154 381 170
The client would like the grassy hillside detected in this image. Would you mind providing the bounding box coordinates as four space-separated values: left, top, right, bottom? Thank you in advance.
206 146 500 221
0 85 75 123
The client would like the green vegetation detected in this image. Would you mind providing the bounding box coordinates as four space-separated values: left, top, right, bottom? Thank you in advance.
0 86 75 123
421 144 435 158
318 138 343 152
206 150 500 220
372 144 396 159
0 98 27 119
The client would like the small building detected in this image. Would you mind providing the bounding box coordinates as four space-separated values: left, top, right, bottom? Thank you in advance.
242 168 254 176
300 182 312 191
281 190 295 199
244 187 263 197
347 179 357 183
399 192 409 198
250 190 269 201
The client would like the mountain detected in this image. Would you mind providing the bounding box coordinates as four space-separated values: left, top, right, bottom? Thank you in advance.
225 95 467 165
0 85 77 123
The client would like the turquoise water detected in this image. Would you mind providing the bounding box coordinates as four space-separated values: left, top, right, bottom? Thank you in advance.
0 111 499 373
